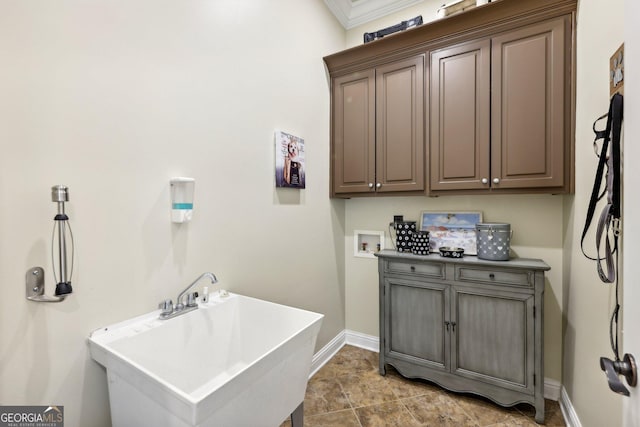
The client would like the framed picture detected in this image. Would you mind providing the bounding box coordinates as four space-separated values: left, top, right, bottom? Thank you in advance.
275 130 305 188
420 211 483 255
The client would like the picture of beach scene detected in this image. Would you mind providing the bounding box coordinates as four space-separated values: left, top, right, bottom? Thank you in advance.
420 212 482 255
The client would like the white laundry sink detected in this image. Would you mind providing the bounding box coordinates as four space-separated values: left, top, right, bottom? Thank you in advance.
89 291 323 427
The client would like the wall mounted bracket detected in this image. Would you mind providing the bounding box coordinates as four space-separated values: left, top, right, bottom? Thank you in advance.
26 267 66 303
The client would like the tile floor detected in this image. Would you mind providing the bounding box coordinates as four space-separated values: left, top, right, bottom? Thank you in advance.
281 345 566 427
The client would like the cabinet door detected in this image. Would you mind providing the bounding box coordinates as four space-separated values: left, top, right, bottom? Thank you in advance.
385 278 449 371
376 56 425 193
491 16 568 189
430 40 490 191
451 287 535 394
332 70 376 195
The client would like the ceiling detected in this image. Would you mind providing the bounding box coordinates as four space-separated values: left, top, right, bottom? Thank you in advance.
324 0 425 29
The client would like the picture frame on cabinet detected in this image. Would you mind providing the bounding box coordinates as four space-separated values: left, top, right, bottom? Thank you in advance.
420 211 482 255
275 130 305 189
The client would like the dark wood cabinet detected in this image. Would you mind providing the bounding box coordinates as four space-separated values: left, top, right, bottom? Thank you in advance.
377 250 549 423
430 15 571 193
324 0 576 197
331 56 424 197
490 16 569 190
430 39 491 191
332 70 375 195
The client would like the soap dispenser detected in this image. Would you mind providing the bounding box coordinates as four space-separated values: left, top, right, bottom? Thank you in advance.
170 177 195 223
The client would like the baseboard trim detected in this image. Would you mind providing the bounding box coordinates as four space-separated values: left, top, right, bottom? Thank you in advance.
559 386 582 427
310 330 345 378
344 329 379 352
544 378 562 401
312 330 565 403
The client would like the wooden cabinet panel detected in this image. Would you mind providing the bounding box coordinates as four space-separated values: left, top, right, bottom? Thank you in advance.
430 40 490 190
332 71 375 194
385 278 448 370
491 16 568 189
453 289 534 393
376 56 425 193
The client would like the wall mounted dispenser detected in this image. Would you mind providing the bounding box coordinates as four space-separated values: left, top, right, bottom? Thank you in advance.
26 185 75 302
170 177 195 223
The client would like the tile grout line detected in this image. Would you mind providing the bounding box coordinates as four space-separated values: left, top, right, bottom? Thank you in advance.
336 374 364 427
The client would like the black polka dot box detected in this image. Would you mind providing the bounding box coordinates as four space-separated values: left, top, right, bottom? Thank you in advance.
411 230 430 255
394 221 416 253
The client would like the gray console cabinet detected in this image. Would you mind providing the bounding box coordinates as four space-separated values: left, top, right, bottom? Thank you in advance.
376 250 550 423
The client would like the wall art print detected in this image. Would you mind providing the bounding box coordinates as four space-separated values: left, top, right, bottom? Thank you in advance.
420 211 483 255
275 130 305 189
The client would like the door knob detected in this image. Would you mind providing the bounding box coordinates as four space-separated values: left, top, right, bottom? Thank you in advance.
493 178 500 184
481 178 488 184
600 353 637 396
368 183 374 188
376 183 382 189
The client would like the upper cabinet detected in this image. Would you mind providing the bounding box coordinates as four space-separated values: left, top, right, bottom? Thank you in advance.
490 17 569 191
430 16 571 193
430 39 491 191
324 0 576 198
332 56 425 196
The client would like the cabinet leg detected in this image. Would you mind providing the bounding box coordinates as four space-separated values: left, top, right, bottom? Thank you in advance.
290 402 303 427
534 403 545 424
379 361 386 376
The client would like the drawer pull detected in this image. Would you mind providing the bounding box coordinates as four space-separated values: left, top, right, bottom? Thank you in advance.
489 273 495 279
410 266 416 272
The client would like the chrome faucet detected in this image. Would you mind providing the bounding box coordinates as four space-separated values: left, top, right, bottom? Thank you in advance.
158 272 218 320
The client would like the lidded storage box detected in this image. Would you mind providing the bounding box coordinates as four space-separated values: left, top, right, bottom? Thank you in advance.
394 221 416 253
476 223 511 261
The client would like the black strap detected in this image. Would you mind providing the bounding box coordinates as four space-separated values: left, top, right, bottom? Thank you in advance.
610 94 623 218
581 94 623 268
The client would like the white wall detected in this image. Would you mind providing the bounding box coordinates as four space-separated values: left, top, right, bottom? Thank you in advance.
562 0 625 425
0 1 346 426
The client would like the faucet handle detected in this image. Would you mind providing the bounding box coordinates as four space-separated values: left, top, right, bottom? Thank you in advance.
186 292 199 308
158 299 173 314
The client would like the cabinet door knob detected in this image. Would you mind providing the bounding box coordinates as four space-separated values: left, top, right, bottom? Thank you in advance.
451 321 456 332
410 266 415 271
493 178 500 184
489 273 495 279
445 321 450 331
481 178 488 184
376 182 382 189
368 183 374 188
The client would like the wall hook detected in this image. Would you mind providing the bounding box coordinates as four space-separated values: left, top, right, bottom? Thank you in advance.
26 267 65 302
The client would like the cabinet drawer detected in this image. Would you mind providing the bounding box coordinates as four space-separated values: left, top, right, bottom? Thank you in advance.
455 266 533 288
386 260 446 279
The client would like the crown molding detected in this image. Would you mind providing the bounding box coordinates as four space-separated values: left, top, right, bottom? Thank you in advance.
324 0 425 29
